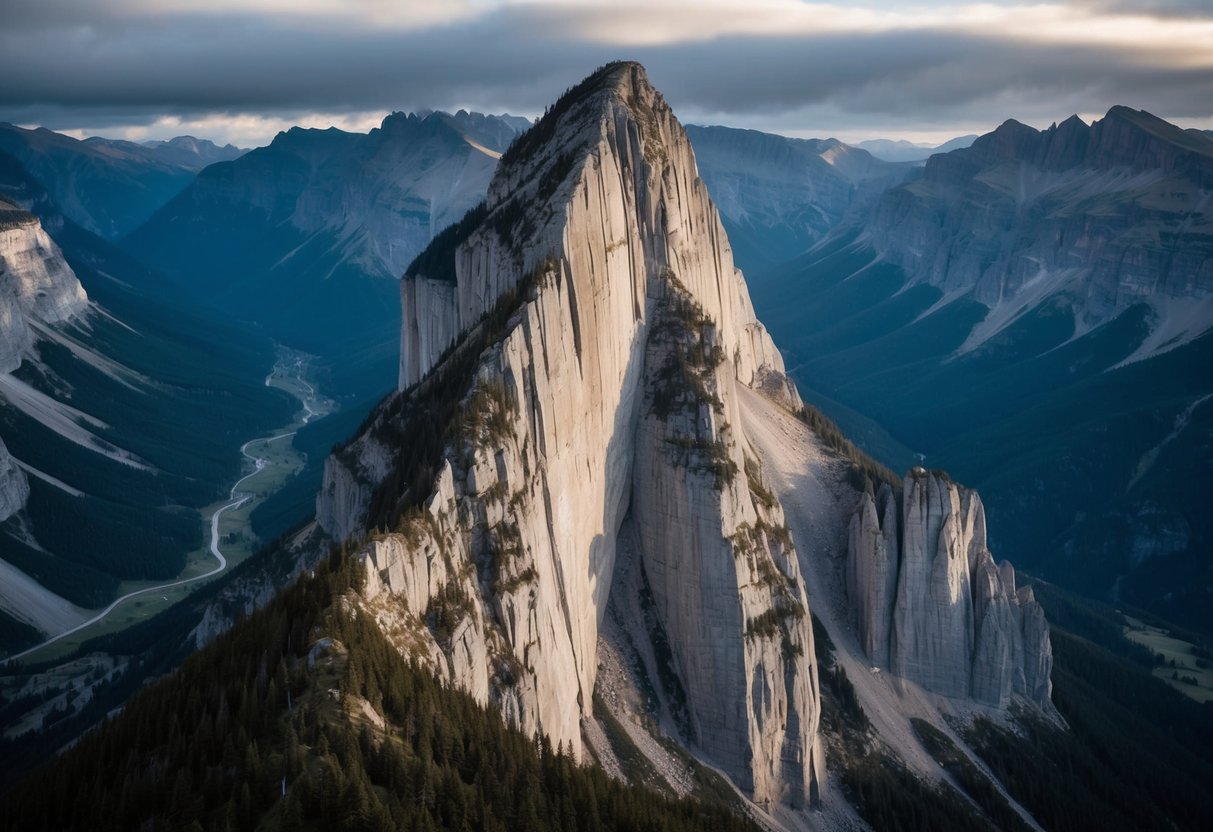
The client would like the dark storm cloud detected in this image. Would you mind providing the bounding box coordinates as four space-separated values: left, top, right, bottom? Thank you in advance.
0 1 1210 142
1076 1 1213 17
643 32 1213 121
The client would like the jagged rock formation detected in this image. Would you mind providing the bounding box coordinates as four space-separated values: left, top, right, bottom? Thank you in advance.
318 62 822 807
868 106 1213 343
0 196 88 373
751 106 1213 637
0 194 85 561
847 470 1052 709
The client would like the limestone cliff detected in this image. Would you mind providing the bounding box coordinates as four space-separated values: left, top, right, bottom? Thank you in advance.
0 197 85 519
846 470 1053 709
0 198 88 373
317 62 821 806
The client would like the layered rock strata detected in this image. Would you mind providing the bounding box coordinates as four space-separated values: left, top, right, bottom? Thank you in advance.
0 200 88 373
0 199 85 519
846 469 1052 708
867 107 1213 331
318 62 821 806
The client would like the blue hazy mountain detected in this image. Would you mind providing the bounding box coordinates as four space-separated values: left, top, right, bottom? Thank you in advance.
0 124 244 239
856 133 978 162
124 110 529 401
686 124 908 271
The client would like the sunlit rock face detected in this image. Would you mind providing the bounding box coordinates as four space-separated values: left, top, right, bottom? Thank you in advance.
0 199 87 519
0 201 88 373
847 471 1053 709
319 62 822 807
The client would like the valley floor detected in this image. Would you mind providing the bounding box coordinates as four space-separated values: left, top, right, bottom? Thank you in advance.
1 348 332 666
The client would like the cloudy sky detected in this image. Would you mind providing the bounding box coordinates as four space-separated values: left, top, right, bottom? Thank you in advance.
2 0 1212 147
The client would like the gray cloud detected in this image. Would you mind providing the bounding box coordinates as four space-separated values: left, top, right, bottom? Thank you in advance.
0 1 1210 144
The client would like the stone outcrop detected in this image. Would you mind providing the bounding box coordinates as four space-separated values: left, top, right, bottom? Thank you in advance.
0 436 29 522
0 197 86 521
846 470 1053 709
0 198 88 373
319 62 821 806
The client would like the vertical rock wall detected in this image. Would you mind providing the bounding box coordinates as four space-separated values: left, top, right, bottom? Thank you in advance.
0 212 88 374
846 470 1053 709
320 62 820 806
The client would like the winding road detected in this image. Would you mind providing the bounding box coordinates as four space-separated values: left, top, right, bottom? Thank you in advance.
3 353 324 665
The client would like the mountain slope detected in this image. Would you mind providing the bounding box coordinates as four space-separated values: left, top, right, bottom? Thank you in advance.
319 62 822 807
750 107 1213 632
686 125 907 271
124 110 529 396
0 149 293 648
0 124 242 238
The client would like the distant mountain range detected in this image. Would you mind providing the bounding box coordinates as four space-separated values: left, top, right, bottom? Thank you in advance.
4 103 1209 639
856 134 978 162
744 106 1213 632
685 124 910 270
0 124 244 238
124 110 531 399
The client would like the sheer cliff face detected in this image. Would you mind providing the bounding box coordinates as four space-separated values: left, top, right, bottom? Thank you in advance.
318 63 821 806
867 107 1213 333
0 199 85 521
0 202 88 373
847 471 1053 709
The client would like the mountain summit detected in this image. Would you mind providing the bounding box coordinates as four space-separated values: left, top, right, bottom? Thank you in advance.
319 60 821 806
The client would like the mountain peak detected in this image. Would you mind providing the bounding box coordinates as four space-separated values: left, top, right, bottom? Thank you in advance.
342 61 823 807
496 61 652 172
1098 104 1213 162
407 62 679 288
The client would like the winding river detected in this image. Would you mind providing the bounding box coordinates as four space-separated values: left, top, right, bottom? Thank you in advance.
4 351 326 664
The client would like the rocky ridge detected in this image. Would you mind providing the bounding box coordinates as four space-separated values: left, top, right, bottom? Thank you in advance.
846 469 1052 709
0 123 240 239
0 438 28 523
866 106 1213 343
317 62 822 807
